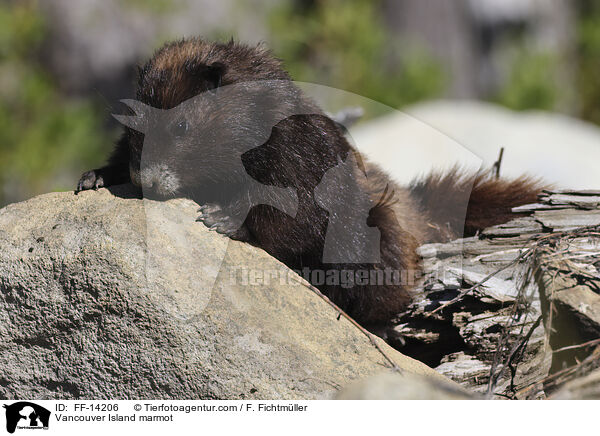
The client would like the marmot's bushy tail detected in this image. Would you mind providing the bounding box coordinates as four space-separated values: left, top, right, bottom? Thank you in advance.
409 166 547 242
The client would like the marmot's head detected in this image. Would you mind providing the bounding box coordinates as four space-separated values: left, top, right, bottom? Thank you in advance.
116 38 318 200
137 38 290 109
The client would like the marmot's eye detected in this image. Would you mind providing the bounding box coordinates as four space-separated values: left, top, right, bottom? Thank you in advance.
171 119 189 138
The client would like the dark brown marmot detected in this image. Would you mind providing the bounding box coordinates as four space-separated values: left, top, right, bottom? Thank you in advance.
76 39 543 325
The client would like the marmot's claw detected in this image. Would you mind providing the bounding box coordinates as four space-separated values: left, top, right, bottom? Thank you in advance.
197 204 222 215
196 203 239 236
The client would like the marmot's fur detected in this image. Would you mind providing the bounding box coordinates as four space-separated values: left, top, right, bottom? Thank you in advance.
77 39 544 325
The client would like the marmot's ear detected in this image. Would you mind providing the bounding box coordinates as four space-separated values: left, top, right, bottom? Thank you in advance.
205 62 226 90
185 61 227 93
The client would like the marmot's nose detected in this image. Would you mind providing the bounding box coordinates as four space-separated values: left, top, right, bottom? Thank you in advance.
138 163 180 197
140 169 158 189
143 181 159 196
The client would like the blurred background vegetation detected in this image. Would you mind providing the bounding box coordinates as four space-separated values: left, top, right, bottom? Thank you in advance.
0 0 598 206
0 1 111 206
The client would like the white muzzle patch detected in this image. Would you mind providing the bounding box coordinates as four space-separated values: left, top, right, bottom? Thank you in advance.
136 164 180 196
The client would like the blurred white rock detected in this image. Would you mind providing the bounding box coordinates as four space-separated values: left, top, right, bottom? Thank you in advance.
349 100 600 189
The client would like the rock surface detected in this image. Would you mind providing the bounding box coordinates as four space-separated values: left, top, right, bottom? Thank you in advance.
335 372 474 400
0 185 447 400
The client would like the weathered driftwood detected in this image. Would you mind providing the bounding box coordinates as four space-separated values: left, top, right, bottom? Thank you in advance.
534 229 600 393
388 191 600 399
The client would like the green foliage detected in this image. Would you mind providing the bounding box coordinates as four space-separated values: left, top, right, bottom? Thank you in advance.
120 0 180 14
494 50 558 111
0 2 113 206
491 0 600 121
267 0 445 112
576 0 600 124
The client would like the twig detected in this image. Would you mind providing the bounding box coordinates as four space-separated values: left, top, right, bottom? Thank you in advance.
505 315 543 394
516 346 600 397
492 147 505 179
485 260 540 398
552 338 600 354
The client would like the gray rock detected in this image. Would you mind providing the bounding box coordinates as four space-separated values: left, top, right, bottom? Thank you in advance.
0 186 447 400
335 371 474 400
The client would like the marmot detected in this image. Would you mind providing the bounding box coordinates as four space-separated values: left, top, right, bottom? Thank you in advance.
77 39 543 325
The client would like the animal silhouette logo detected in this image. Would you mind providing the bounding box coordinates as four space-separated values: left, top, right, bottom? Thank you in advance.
3 402 50 433
112 81 396 265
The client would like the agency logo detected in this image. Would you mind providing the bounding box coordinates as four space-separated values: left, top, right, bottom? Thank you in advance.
3 402 50 434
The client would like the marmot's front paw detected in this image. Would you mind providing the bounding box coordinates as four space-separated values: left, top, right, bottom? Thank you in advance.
196 204 242 237
76 170 104 193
